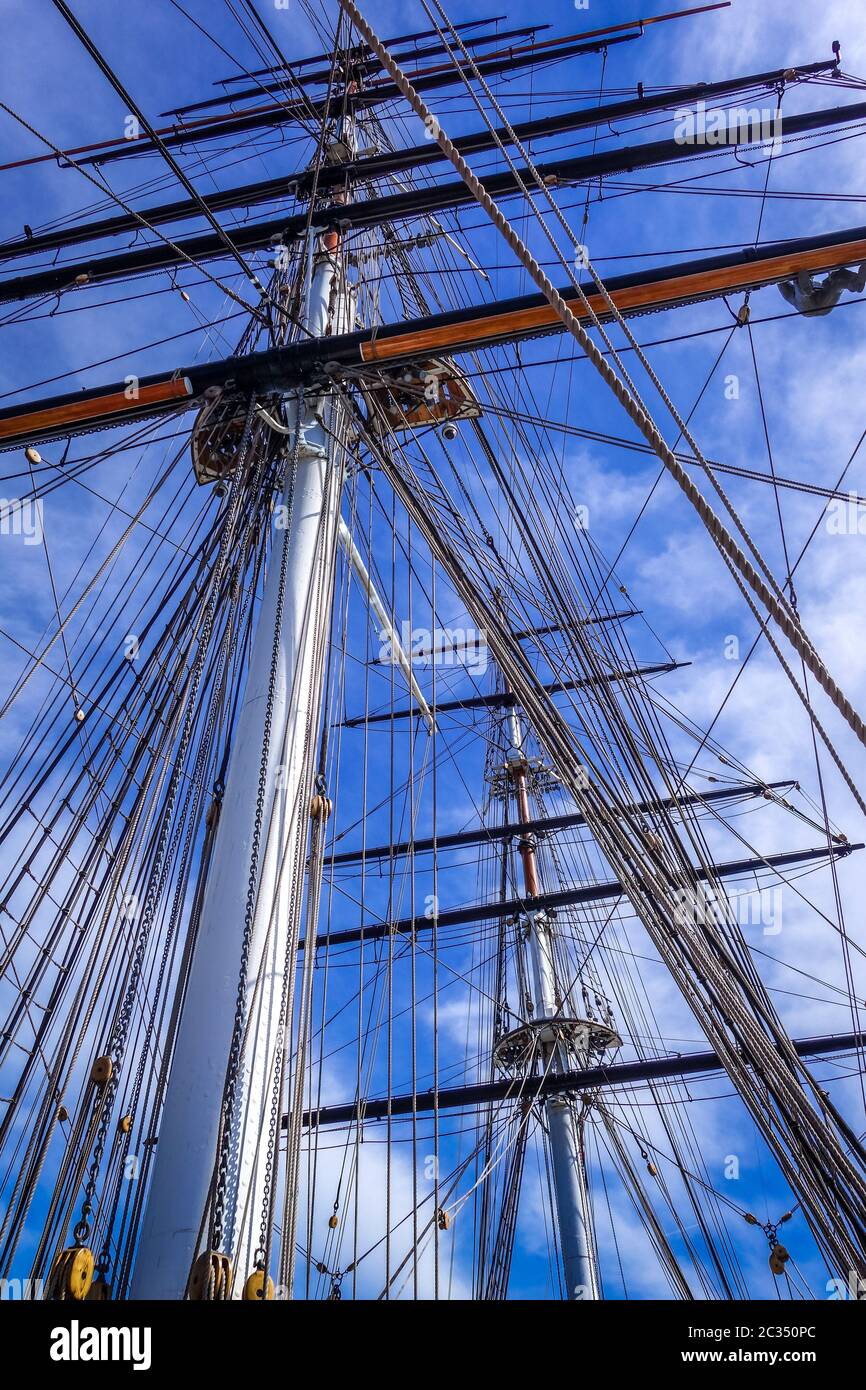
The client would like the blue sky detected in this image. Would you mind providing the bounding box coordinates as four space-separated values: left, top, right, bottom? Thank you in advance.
1 0 866 1300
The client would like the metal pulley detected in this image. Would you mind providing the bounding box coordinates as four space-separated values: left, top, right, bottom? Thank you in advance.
86 1276 112 1301
242 1269 275 1301
46 1245 95 1301
187 1250 233 1301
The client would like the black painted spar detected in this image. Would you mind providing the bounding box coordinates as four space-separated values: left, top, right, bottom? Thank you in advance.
297 1030 866 1128
301 841 860 951
325 779 796 866
4 221 866 449
0 64 842 288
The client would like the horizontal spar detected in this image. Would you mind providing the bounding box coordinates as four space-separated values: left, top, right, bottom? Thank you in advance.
340 660 690 726
216 5 728 91
324 779 796 866
191 6 730 113
171 23 543 116
4 224 866 449
78 31 639 168
301 841 860 951
2 81 855 294
512 611 641 638
1 58 831 262
297 1029 866 1128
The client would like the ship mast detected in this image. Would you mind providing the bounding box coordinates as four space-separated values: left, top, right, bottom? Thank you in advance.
132 133 357 1299
5 1 866 1307
502 696 603 1299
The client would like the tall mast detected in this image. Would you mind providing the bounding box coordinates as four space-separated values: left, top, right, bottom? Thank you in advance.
498 695 616 1299
131 151 355 1301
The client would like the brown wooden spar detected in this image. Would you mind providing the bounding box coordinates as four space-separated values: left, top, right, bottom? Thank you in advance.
3 227 866 450
0 377 193 443
359 233 866 366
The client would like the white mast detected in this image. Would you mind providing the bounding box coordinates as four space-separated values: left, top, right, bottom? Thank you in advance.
131 239 352 1300
502 704 610 1301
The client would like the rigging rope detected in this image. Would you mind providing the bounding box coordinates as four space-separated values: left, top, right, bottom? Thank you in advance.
337 0 866 772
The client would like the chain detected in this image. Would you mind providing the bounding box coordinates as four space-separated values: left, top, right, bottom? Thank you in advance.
211 405 304 1254
97 483 271 1277
72 397 258 1247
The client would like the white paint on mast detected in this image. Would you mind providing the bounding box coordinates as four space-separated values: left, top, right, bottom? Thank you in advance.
523 904 599 1299
506 708 600 1301
132 243 352 1300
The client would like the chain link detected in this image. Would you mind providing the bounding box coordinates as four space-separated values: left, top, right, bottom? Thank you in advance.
211 406 304 1254
72 397 259 1246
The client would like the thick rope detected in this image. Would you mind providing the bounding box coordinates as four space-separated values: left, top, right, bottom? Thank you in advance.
337 0 866 759
419 0 801 632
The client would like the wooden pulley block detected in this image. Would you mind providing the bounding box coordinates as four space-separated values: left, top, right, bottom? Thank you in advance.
47 1246 95 1301
242 1269 275 1301
769 1242 790 1276
188 1250 233 1301
90 1055 113 1086
190 391 248 488
310 794 334 822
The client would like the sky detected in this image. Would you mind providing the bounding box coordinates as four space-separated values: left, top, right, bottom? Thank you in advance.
1 0 866 1301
